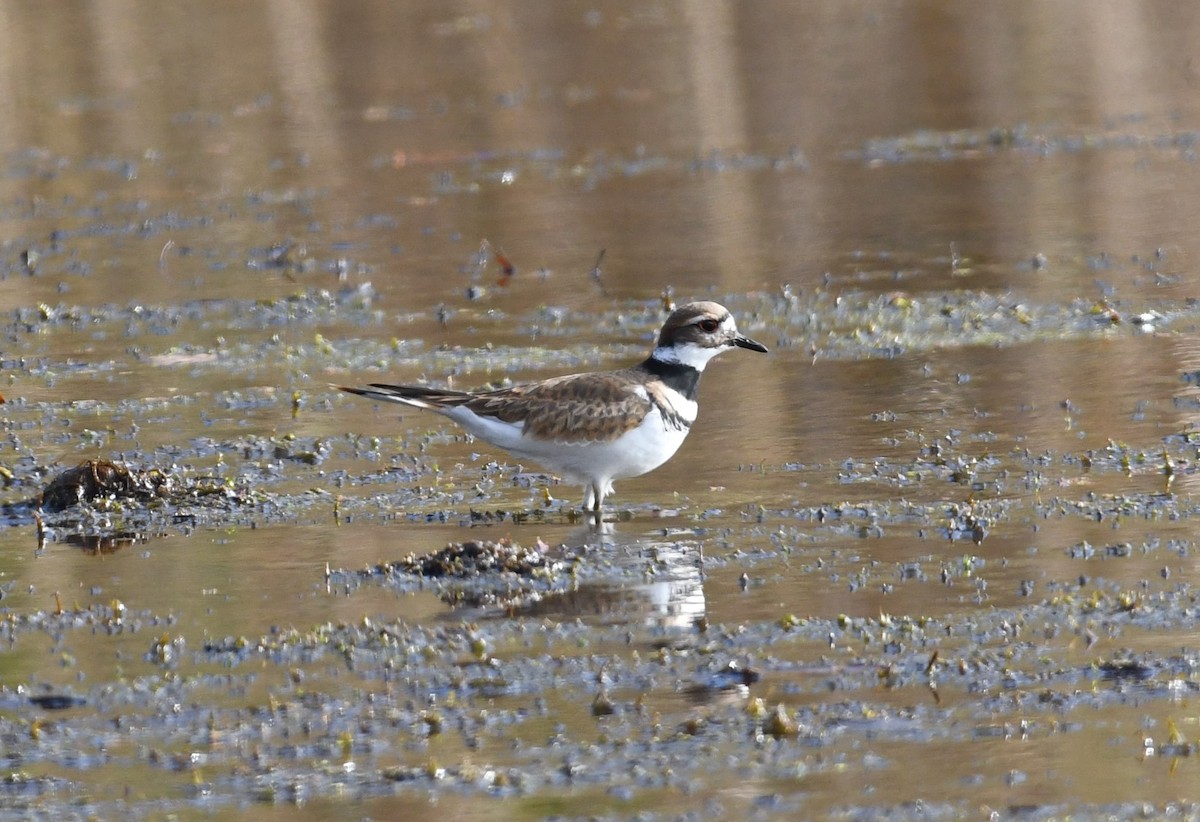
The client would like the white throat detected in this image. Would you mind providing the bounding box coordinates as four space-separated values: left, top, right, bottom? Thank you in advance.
651 341 721 370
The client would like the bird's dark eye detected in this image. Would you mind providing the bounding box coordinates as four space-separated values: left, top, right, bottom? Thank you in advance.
697 318 720 333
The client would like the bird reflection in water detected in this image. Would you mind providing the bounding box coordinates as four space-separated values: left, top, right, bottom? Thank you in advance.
514 520 706 632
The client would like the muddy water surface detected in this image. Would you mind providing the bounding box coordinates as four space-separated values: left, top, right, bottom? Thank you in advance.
4 3 1200 820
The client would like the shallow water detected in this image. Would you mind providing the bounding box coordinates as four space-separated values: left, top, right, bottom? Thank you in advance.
4 2 1200 819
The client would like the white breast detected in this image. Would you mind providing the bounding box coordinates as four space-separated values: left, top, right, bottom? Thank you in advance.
595 405 691 480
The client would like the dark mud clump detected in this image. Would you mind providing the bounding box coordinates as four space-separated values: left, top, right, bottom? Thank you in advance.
39 459 175 512
19 459 265 546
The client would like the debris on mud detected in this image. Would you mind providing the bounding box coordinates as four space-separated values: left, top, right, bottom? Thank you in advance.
27 694 87 711
331 538 572 611
367 538 562 578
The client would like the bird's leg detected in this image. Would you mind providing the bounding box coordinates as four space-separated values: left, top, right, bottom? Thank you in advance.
581 482 607 527
591 482 606 513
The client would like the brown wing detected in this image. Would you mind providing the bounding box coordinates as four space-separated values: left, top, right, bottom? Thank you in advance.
464 372 652 442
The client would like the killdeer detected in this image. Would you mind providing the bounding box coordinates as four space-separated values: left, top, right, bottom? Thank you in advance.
338 301 767 513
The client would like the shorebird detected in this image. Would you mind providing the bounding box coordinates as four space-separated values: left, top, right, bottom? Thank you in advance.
339 301 767 513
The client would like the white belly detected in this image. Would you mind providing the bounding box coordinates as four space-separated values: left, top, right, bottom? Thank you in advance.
444 404 690 486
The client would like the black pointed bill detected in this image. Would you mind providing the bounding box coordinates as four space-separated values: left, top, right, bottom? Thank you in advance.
733 335 768 353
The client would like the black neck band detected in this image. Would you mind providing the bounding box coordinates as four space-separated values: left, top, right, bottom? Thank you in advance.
641 356 702 400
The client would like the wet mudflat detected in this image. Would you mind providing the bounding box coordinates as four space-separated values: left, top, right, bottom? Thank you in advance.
5 3 1200 820
4 288 1200 821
